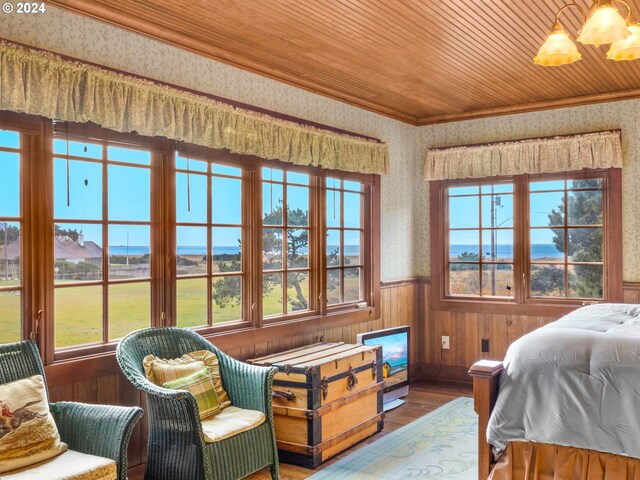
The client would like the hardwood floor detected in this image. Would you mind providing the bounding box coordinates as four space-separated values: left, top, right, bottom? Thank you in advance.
127 380 472 480
246 380 472 480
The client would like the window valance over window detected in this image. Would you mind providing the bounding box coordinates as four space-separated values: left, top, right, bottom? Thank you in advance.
0 41 388 174
423 130 622 181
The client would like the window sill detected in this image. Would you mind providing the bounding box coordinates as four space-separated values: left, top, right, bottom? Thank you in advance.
433 296 599 316
44 306 377 385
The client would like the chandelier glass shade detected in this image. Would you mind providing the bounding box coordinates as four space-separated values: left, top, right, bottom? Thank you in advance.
577 3 629 45
534 23 583 66
535 0 640 66
607 22 640 59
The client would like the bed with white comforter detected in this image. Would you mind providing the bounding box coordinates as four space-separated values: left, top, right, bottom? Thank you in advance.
488 303 640 459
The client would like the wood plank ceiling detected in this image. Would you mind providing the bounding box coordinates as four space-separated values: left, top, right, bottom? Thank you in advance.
47 0 640 125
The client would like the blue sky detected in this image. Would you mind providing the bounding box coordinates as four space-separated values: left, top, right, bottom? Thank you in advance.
1 130 600 253
1 131 361 249
449 183 601 247
0 130 20 219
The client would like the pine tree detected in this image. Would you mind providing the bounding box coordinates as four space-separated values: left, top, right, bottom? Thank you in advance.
212 200 342 312
532 180 603 298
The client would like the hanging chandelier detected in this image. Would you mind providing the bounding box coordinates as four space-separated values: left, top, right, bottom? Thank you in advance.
534 0 640 66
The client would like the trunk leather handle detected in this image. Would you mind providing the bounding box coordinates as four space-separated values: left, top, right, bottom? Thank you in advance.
272 390 296 401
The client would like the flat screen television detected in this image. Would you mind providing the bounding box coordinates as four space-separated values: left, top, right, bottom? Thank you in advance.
357 326 409 411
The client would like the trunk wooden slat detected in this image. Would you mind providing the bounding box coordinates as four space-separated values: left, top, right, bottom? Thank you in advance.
249 342 384 468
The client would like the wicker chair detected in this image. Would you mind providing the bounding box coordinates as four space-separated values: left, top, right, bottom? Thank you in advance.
116 327 280 480
0 340 143 480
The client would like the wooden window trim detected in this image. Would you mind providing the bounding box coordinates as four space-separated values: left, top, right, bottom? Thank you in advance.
0 112 381 364
47 125 166 362
260 168 318 321
323 178 368 308
172 150 249 330
430 169 622 315
0 112 48 361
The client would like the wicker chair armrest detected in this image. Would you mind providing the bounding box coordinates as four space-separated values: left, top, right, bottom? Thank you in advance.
51 402 143 480
218 353 277 413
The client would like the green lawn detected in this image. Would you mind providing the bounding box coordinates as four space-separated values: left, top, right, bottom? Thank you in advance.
0 291 20 344
0 275 362 347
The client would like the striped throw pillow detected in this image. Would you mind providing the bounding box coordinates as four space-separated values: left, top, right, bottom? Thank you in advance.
142 350 231 410
163 367 221 420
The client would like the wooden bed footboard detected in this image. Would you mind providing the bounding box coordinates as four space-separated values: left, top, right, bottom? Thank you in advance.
469 360 504 480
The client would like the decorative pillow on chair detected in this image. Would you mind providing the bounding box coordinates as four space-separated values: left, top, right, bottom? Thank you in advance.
164 367 221 420
0 375 67 473
143 350 231 410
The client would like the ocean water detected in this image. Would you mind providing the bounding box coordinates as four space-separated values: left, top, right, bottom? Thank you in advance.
109 245 361 256
450 243 563 259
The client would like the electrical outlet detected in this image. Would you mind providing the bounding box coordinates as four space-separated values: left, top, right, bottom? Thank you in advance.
441 335 450 350
481 338 490 353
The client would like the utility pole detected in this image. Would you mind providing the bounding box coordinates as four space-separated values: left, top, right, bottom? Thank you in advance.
490 195 502 296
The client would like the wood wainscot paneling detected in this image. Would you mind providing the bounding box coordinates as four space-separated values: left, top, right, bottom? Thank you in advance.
43 277 639 473
43 278 421 472
623 282 640 303
420 282 640 384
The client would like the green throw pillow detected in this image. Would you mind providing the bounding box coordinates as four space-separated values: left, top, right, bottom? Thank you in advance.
163 367 221 420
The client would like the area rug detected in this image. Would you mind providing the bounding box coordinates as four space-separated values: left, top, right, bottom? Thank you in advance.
308 397 477 480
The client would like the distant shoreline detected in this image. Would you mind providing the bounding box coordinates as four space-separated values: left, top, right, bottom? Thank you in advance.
109 245 360 256
450 243 563 259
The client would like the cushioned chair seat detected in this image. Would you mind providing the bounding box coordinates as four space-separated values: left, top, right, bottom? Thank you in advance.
201 406 266 443
3 449 117 480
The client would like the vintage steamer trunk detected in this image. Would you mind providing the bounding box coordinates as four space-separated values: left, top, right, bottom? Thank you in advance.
249 342 384 468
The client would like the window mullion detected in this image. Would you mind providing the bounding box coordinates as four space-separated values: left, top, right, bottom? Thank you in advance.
478 191 482 297
152 148 170 328
207 162 213 326
564 185 570 298
102 142 109 343
282 179 288 315
41 120 56 364
340 189 345 304
251 167 263 328
516 175 526 304
22 130 36 351
318 179 326 315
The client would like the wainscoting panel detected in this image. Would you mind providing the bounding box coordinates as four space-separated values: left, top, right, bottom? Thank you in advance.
44 279 419 470
421 282 640 383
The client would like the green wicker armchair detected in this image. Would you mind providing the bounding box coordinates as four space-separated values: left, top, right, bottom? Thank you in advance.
0 340 143 480
116 327 280 480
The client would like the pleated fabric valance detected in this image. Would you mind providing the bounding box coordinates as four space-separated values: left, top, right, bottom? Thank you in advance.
0 41 388 174
423 130 622 181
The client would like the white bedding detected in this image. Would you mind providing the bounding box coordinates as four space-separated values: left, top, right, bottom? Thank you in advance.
488 303 640 458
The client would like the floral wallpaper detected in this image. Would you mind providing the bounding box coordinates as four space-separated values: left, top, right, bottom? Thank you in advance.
0 5 417 282
416 101 640 281
3 5 639 281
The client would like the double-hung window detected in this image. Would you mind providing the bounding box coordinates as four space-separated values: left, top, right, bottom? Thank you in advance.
261 167 313 318
447 182 515 298
52 131 154 353
435 169 621 307
175 153 245 328
326 177 367 305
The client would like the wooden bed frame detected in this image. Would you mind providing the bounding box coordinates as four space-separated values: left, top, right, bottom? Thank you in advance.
469 358 640 480
469 359 504 480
